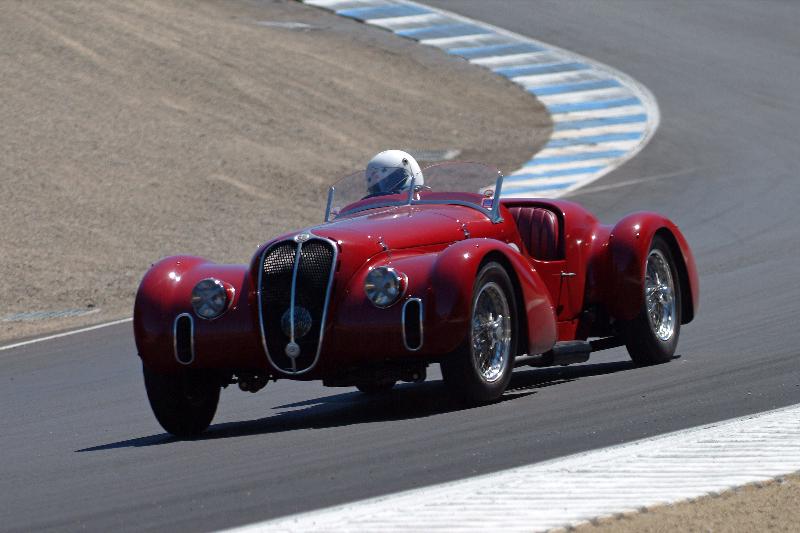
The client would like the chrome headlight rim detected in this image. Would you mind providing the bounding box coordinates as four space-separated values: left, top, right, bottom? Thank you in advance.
191 278 232 320
364 266 407 308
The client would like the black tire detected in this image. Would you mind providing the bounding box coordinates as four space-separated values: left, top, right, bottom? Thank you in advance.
441 261 518 403
623 235 682 365
356 380 397 394
143 365 220 438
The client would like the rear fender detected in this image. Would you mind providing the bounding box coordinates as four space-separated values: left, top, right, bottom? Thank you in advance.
604 213 699 322
431 239 557 356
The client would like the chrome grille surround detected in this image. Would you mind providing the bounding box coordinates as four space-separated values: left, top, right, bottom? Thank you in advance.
257 233 337 375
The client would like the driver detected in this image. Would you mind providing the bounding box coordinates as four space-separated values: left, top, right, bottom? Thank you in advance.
365 150 424 196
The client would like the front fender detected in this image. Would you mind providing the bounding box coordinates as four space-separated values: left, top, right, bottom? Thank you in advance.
134 256 264 373
431 239 557 356
604 213 699 322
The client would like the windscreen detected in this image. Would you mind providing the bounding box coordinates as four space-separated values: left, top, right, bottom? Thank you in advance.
325 162 503 221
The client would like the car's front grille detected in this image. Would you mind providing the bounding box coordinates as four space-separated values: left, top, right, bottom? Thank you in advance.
258 236 336 374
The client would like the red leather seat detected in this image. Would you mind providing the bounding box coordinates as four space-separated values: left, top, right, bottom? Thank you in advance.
508 207 561 260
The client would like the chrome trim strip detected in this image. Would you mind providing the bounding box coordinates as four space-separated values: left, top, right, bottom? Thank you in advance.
407 174 416 205
412 199 493 216
311 234 338 372
287 240 303 372
256 240 283 374
490 175 504 224
401 298 424 352
324 186 335 222
256 234 338 376
173 312 195 365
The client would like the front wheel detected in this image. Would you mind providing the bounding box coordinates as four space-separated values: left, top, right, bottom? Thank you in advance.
143 366 220 438
441 262 517 403
623 235 682 365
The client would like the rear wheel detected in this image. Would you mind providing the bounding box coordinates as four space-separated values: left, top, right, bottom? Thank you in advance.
623 235 682 365
441 262 517 403
143 366 220 438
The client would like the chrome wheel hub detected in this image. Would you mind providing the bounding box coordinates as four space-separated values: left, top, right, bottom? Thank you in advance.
645 249 676 341
471 282 511 383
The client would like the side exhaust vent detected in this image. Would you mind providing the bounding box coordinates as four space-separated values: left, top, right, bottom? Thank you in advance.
402 298 423 352
174 313 195 365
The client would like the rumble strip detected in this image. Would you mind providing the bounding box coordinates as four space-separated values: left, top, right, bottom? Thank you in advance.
225 403 800 532
301 0 660 198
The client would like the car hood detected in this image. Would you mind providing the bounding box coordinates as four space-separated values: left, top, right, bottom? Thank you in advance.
311 204 475 251
250 203 500 290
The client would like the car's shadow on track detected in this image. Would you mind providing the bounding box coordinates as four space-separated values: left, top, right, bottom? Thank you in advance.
77 360 637 452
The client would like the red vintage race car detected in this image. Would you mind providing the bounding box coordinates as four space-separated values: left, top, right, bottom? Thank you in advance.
134 159 698 437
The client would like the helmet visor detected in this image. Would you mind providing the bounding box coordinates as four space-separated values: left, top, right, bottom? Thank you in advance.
367 167 411 196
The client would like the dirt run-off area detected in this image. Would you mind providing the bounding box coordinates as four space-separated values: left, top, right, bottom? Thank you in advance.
571 472 800 533
0 0 551 343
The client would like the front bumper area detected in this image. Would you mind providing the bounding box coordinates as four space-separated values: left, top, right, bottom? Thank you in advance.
135 256 467 380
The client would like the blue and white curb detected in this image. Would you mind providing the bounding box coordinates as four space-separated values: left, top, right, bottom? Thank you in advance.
226 403 800 532
302 0 660 198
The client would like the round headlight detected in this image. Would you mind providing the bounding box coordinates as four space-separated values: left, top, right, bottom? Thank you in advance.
364 267 405 308
191 278 230 320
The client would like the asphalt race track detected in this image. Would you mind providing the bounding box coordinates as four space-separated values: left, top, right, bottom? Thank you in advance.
3 1 800 530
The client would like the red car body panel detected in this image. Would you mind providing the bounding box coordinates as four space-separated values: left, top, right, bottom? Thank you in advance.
134 194 698 379
134 258 263 373
603 212 699 322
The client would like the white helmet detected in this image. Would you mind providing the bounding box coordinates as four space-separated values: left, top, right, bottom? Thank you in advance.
365 150 424 196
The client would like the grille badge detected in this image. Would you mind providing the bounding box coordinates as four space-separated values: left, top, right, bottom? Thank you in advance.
285 342 301 358
294 233 311 243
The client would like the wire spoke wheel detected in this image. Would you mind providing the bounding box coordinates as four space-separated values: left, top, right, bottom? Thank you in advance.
623 235 682 366
440 262 517 403
470 282 511 383
645 249 676 341
441 262 517 403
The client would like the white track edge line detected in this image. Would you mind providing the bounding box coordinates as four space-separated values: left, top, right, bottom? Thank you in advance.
0 317 133 352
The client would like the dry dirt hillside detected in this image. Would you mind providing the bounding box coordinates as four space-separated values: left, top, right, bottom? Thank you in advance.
575 473 800 533
0 0 550 342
